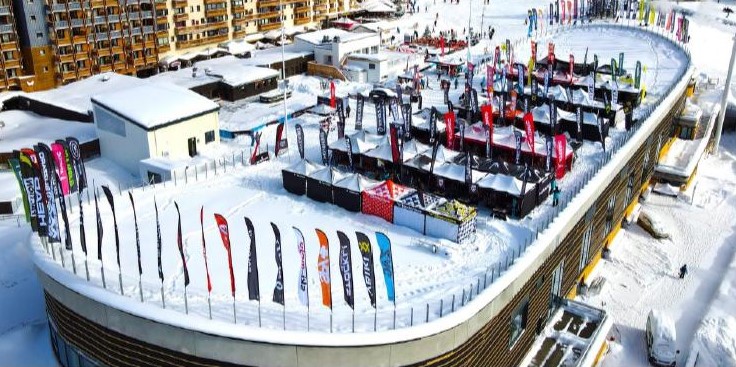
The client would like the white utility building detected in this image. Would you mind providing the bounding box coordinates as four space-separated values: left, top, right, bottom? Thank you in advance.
294 28 380 67
90 83 220 179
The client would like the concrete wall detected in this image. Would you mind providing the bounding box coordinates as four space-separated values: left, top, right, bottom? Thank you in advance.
93 104 152 175
147 111 219 159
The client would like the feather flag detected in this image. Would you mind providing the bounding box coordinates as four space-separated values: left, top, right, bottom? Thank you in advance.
375 232 396 302
271 223 285 305
200 207 212 293
356 231 377 308
245 217 260 301
174 202 190 287
214 214 236 297
316 229 332 308
101 185 120 269
129 192 142 276
294 227 309 306
95 189 104 262
337 231 354 309
155 199 163 281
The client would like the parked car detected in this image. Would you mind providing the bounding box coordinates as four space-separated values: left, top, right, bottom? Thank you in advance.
646 310 680 367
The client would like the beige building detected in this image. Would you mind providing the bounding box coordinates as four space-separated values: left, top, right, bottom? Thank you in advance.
91 82 219 178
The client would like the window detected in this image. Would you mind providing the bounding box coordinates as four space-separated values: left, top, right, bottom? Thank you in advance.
550 260 564 304
626 175 635 206
39 49 45 55
43 66 48 72
325 55 332 64
31 15 37 22
580 218 593 272
36 32 43 39
368 63 376 70
604 195 616 235
205 130 215 143
509 297 529 348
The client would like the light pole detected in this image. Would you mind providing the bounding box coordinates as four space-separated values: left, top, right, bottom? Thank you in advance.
714 33 736 154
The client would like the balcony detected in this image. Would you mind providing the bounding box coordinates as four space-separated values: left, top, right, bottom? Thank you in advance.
172 0 187 7
176 33 227 49
204 0 226 4
53 20 70 29
156 16 168 24
173 12 188 21
59 70 77 81
158 43 170 52
294 17 311 25
258 22 281 31
0 24 13 34
256 10 280 19
232 17 247 26
155 0 167 9
231 2 244 11
90 0 120 7
0 6 11 15
233 29 246 38
204 7 227 17
2 59 21 69
70 18 86 28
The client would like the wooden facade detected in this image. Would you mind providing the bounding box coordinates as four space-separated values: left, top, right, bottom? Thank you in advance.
41 88 688 367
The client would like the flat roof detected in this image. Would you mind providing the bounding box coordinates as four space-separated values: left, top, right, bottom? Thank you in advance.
239 46 313 67
147 66 221 90
91 83 219 131
193 56 280 87
30 72 145 115
296 28 376 45
0 109 97 153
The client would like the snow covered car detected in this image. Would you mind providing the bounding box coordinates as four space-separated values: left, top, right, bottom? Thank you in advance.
647 310 680 367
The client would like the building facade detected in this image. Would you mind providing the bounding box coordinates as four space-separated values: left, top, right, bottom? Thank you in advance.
5 0 353 91
0 0 29 91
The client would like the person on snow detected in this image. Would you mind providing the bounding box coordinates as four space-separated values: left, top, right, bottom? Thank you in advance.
552 185 561 206
679 264 688 279
454 78 459 89
346 104 351 118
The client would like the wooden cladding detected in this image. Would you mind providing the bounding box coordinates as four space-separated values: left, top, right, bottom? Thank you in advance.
43 91 686 367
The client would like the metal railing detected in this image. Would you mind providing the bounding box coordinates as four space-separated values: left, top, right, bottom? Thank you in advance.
34 16 692 334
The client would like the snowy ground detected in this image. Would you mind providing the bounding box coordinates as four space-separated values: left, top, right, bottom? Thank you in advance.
1 1 734 366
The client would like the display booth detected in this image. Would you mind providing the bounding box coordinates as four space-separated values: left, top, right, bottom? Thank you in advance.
361 180 414 223
424 200 477 243
333 173 380 212
282 159 323 195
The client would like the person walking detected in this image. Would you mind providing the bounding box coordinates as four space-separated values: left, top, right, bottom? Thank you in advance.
346 104 351 118
679 264 688 279
552 185 561 206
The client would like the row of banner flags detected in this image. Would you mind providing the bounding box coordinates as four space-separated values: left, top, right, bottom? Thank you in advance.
210 215 396 310
9 138 87 248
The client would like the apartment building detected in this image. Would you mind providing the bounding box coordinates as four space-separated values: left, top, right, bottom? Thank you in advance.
5 0 352 91
0 0 27 92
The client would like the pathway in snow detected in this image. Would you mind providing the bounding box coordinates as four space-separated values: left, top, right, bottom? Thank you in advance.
580 134 736 367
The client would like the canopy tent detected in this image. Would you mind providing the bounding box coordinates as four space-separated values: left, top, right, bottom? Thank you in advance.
282 159 323 195
393 191 444 235
310 104 337 116
524 103 566 136
557 110 610 142
514 167 553 206
411 109 447 144
476 172 537 218
425 200 477 243
333 173 380 212
401 139 431 162
361 180 414 223
328 131 383 167
306 167 349 203
457 124 575 173
432 162 486 200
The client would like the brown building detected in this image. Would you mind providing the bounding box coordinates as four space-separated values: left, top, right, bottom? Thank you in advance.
0 0 31 91
6 0 354 91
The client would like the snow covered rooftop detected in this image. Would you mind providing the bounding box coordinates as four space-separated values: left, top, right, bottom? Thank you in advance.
238 45 313 67
30 73 144 115
192 56 280 87
147 65 221 89
296 28 376 46
0 110 97 153
91 83 219 131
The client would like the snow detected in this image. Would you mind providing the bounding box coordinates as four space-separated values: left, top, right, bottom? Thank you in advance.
31 72 144 115
0 110 97 153
192 56 280 87
4 0 736 364
295 28 375 46
91 84 219 130
238 46 313 67
146 65 222 89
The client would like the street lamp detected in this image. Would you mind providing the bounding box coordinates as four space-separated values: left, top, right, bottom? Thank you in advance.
714 33 736 154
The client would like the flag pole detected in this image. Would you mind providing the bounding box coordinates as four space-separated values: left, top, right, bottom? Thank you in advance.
258 298 262 327
119 269 123 296
283 304 286 330
374 305 377 331
160 283 166 309
232 295 237 323
306 299 310 331
207 291 212 319
184 285 189 314
139 276 143 303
